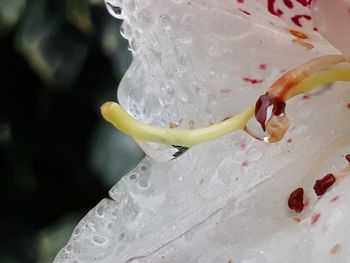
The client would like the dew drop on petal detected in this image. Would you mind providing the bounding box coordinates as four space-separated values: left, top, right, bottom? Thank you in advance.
92 235 108 246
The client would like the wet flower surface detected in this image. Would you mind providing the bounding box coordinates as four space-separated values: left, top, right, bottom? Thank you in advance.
55 1 350 262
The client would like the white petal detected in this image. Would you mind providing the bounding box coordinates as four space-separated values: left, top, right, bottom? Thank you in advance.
55 1 350 262
115 0 338 159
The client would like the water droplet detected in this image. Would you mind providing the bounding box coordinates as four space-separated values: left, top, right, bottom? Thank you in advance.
129 172 139 180
96 205 105 217
247 147 263 161
106 1 123 19
92 235 108 246
120 22 132 40
118 231 126 241
138 176 149 188
66 244 73 252
159 15 171 31
73 227 81 236
139 164 148 172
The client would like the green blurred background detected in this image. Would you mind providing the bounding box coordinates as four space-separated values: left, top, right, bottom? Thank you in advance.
0 0 144 262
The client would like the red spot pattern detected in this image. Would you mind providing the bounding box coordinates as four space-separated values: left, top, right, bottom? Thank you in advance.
302 95 310 100
240 143 246 149
291 14 312 27
258 64 267 70
243 77 263 85
263 0 313 27
239 8 251 16
283 0 294 9
242 160 249 167
237 0 244 3
311 212 321 225
330 196 339 203
296 0 312 7
313 174 336 196
267 0 283 17
288 187 304 213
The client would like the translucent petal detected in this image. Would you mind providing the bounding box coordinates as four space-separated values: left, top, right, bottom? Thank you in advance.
55 1 350 262
112 0 337 159
56 83 350 262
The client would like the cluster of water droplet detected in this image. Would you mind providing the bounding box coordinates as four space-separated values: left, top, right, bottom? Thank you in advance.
104 0 330 160
54 159 153 262
107 1 324 122
55 82 350 261
55 1 350 262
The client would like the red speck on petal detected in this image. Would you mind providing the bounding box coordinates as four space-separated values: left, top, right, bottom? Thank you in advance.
287 138 292 143
288 187 304 213
291 14 312 27
237 0 244 3
345 154 350 163
302 95 310 100
267 0 283 17
259 64 267 70
283 0 293 9
330 196 340 203
240 143 246 149
243 77 263 85
313 174 336 196
311 212 321 225
238 8 251 15
347 102 350 109
296 0 312 7
313 27 318 32
242 160 249 167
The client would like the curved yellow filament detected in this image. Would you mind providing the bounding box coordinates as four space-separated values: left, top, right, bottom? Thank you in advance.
101 67 350 147
101 102 254 147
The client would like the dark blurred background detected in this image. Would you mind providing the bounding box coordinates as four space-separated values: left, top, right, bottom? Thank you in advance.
0 0 144 262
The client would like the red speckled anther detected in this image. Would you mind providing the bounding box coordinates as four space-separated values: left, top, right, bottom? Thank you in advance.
313 174 336 196
288 187 304 213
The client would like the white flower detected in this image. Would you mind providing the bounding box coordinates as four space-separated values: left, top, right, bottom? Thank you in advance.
55 1 350 262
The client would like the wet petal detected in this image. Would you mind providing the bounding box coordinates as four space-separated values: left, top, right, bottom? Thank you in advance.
108 0 337 160
55 1 350 262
